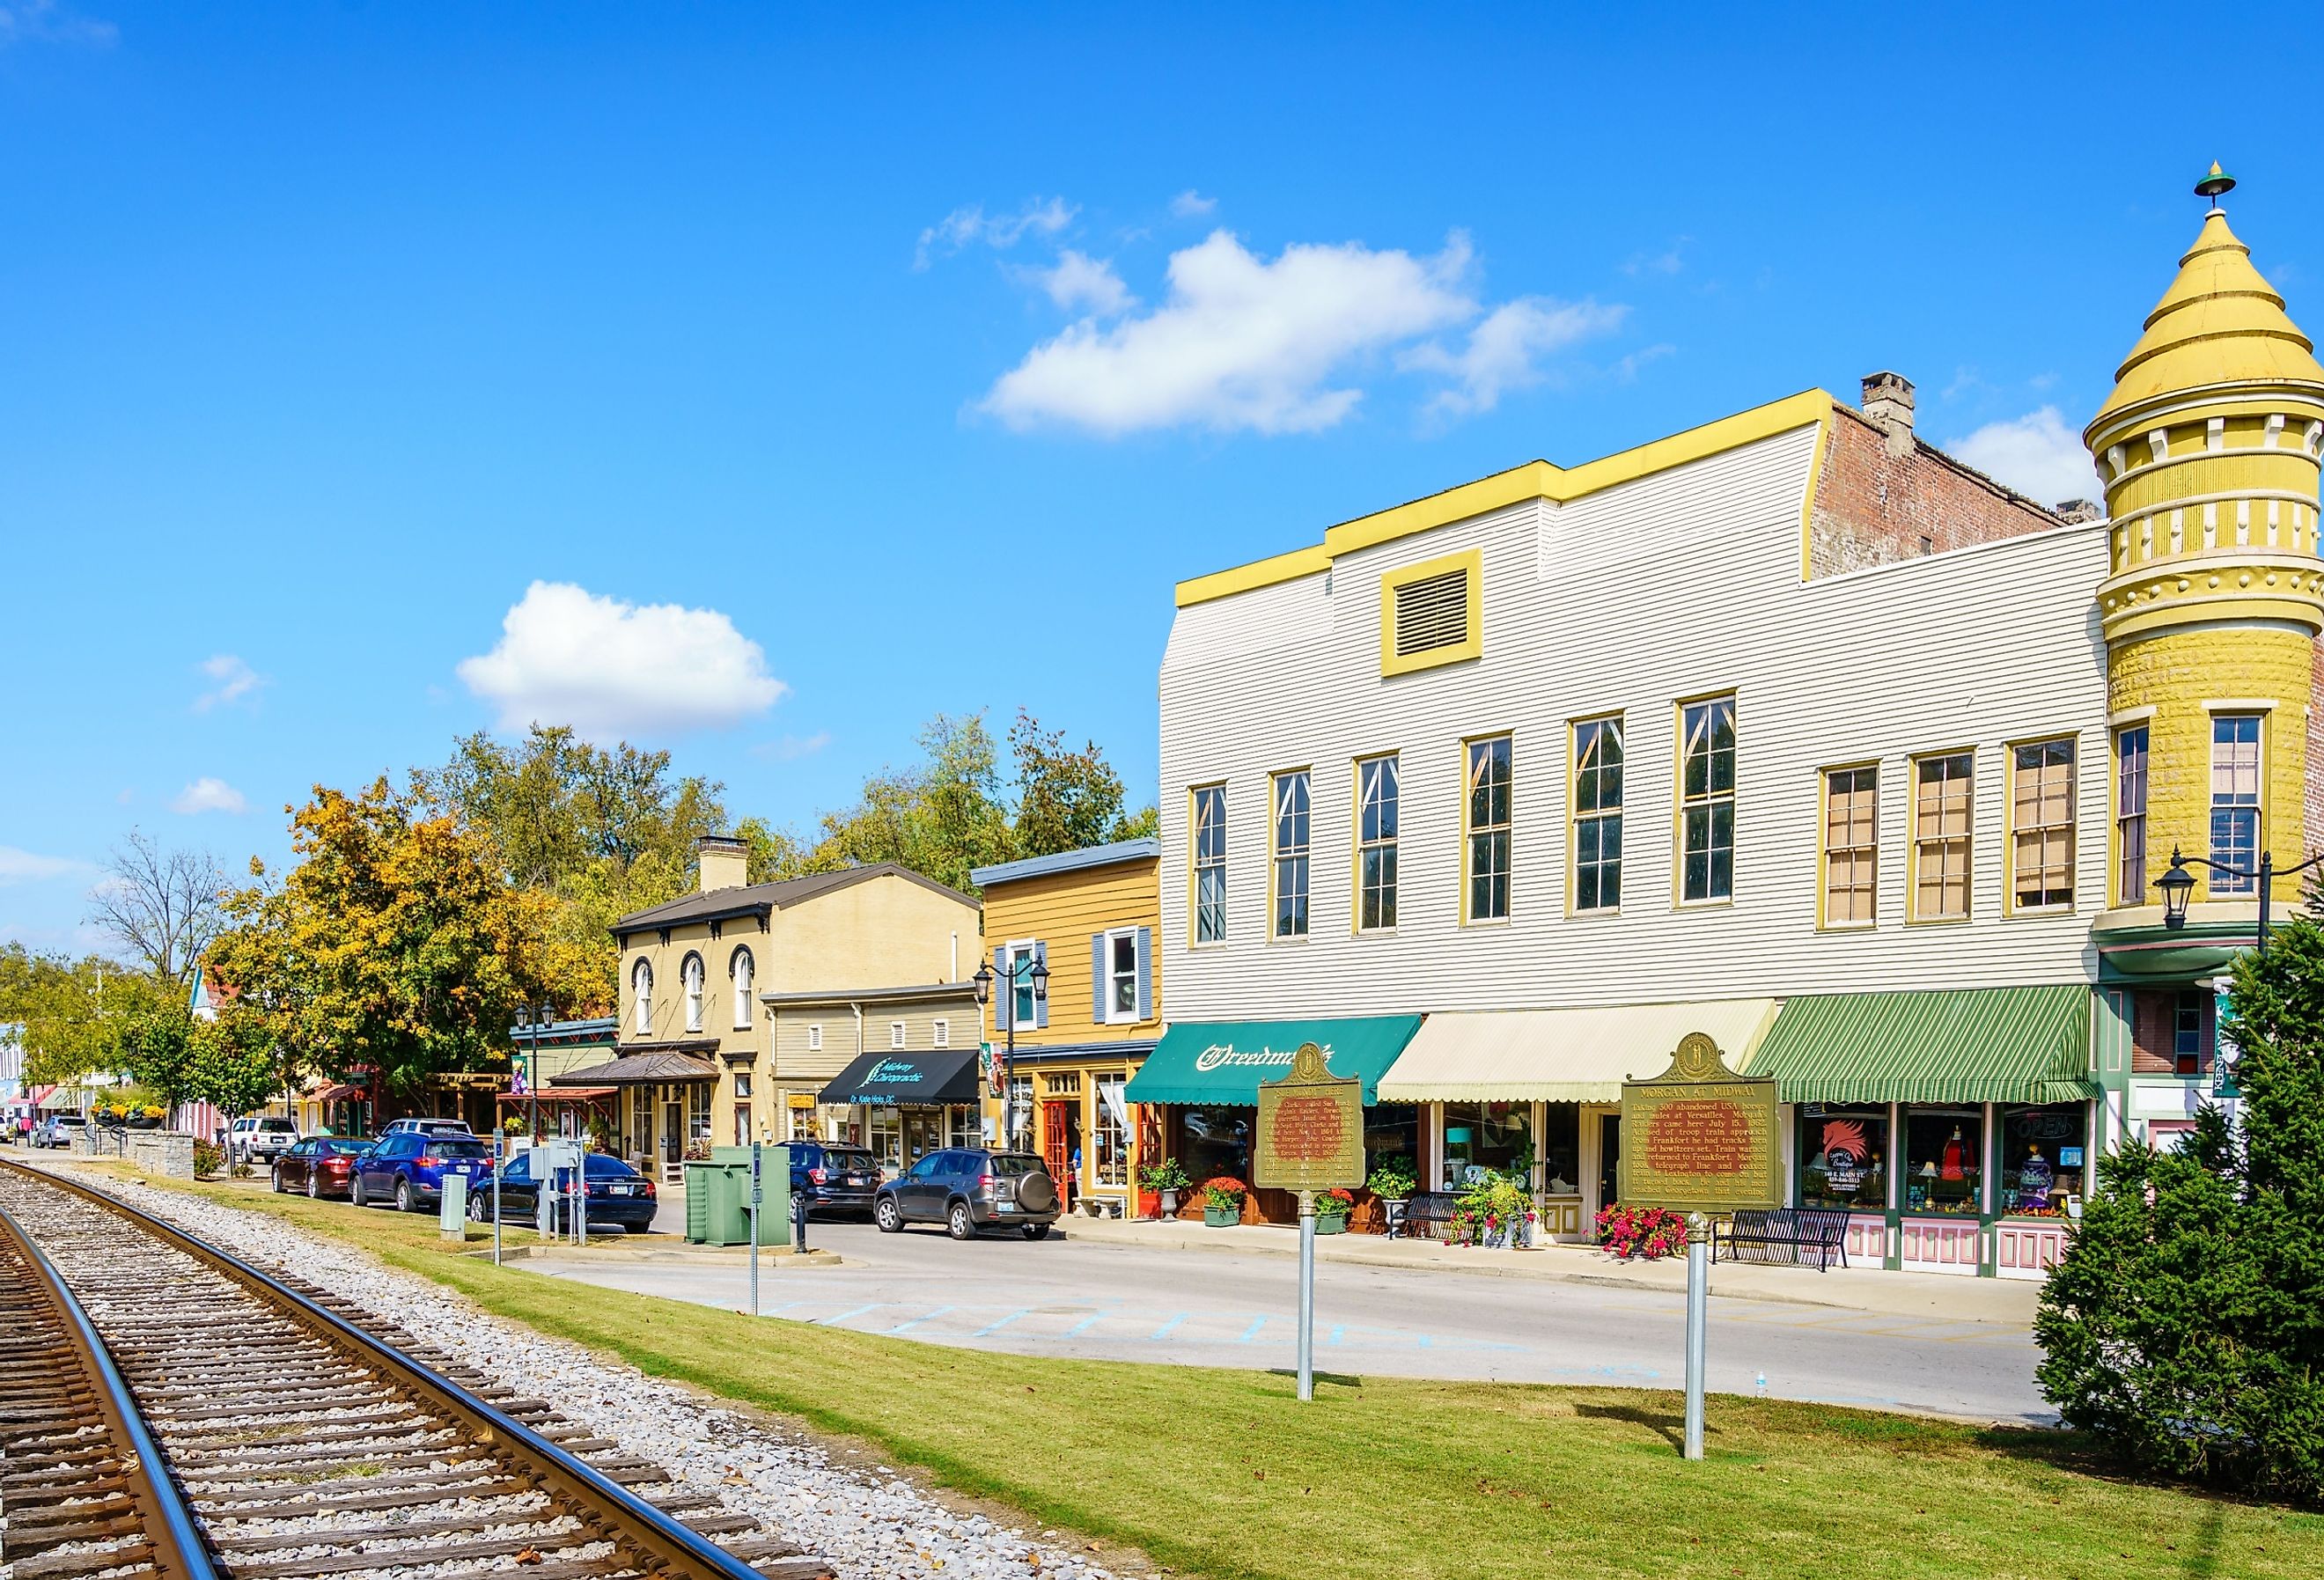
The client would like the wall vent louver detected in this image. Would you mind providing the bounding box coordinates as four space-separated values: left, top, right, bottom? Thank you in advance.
1393 566 1471 657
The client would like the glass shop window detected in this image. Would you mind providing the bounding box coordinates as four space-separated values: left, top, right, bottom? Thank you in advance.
1902 1106 1982 1216
1440 1101 1531 1187
1997 1105 2086 1217
1540 1105 1581 1194
1798 1104 1889 1211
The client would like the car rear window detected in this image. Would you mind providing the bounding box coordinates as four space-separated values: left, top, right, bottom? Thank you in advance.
428 1139 489 1159
582 1155 638 1178
260 1120 296 1133
989 1154 1047 1177
823 1150 876 1169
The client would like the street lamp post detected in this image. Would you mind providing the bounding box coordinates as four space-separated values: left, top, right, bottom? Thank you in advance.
971 953 1048 1151
2158 846 2324 956
527 1005 549 1142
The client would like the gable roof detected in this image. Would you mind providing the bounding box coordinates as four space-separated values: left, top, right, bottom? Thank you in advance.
611 862 978 935
969 837 1160 890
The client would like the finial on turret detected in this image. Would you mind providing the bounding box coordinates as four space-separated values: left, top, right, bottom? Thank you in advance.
2195 161 2236 209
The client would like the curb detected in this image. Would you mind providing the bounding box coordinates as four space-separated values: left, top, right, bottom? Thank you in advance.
461 1242 844 1268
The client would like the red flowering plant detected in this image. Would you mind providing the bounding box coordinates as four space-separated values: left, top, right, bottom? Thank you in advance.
1200 1176 1248 1213
1594 1203 1690 1260
1314 1187 1355 1219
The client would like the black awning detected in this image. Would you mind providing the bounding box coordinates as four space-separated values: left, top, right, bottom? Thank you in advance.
818 1047 981 1106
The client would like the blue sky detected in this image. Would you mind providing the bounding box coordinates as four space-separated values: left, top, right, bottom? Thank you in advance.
4 2 2319 954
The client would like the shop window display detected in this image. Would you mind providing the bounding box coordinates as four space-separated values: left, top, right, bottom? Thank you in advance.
1180 1106 1252 1186
1364 1104 1419 1180
1441 1101 1531 1187
1997 1104 2085 1217
1798 1104 1888 1210
1902 1107 1982 1216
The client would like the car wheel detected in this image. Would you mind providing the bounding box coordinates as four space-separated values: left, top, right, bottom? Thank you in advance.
271 1167 286 1194
468 1190 492 1223
623 1223 649 1235
394 1179 417 1214
307 1173 322 1200
349 1177 366 1208
946 1202 975 1241
874 1196 901 1233
1020 1224 1051 1241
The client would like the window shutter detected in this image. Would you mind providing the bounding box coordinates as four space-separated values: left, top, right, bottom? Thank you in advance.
1092 934 1107 1024
1033 941 1049 1029
993 946 1010 1031
1135 926 1152 1021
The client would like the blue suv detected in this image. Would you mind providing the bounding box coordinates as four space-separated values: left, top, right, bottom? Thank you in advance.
349 1130 493 1212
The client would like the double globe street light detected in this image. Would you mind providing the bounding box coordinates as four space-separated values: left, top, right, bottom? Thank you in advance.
971 953 1048 1150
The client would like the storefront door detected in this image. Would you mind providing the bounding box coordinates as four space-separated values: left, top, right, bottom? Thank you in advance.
1596 1111 1622 1209
661 1096 684 1165
1041 1099 1078 1209
902 1109 946 1166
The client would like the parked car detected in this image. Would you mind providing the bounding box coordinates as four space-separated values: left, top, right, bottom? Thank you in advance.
270 1136 368 1199
229 1116 301 1161
379 1117 475 1138
470 1150 657 1234
33 1114 86 1149
349 1130 494 1212
783 1141 882 1218
873 1149 1061 1240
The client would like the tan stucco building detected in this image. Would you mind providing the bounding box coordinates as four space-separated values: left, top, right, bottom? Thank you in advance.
555 835 981 1172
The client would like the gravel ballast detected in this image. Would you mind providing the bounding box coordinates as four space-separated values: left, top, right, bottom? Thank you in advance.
56 1168 1144 1580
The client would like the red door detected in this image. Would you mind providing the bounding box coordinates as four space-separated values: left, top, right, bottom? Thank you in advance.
1041 1099 1076 1211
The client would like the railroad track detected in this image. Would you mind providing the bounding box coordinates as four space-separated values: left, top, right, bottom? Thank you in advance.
0 1161 831 1580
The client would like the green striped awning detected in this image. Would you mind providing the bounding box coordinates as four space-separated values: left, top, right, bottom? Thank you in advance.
1742 987 2097 1106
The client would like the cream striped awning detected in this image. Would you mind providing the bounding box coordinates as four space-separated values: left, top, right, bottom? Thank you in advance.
1374 1000 1780 1104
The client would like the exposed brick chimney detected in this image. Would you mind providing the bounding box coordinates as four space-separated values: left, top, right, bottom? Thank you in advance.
1860 371 1916 459
2053 498 2103 524
697 834 749 894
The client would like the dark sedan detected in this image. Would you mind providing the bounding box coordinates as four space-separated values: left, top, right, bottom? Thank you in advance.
470 1150 658 1234
271 1136 367 1199
784 1141 882 1218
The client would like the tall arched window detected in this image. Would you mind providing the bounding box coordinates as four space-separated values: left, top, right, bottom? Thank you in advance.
683 952 706 1033
731 946 754 1030
632 959 653 1035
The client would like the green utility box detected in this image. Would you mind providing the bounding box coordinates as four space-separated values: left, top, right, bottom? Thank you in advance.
682 1148 791 1247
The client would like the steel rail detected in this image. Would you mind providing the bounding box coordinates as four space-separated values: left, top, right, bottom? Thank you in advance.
0 1158 770 1580
0 1199 223 1580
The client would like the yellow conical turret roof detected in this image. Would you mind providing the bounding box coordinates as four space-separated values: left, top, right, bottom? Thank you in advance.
2088 208 2324 437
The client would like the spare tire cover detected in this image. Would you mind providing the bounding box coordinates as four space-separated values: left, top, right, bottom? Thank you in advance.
1016 1171 1058 1213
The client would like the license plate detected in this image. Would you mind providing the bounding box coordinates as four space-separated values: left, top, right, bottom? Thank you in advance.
606 1183 636 1195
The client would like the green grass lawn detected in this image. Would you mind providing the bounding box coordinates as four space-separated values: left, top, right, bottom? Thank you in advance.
80 1167 2324 1580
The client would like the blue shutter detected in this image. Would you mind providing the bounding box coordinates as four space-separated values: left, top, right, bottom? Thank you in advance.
1033 941 1049 1029
1092 934 1107 1024
1135 926 1152 1022
993 946 1010 1032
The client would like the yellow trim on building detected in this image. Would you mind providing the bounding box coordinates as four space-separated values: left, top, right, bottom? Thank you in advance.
1175 391 1833 607
1379 547 1483 676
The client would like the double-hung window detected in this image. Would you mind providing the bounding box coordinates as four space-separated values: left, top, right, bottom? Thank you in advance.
2210 715 2262 893
2115 726 2150 904
1572 717 1623 911
1913 753 1974 919
1097 927 1145 1025
683 953 705 1033
1271 771 1311 938
1191 784 1228 943
631 959 653 1035
1466 735 1512 922
1357 753 1400 930
1822 766 1878 926
1679 697 1736 902
2011 739 2077 911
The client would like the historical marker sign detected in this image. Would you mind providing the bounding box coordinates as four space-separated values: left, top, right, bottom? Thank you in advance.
1617 1032 1781 1214
1254 1042 1364 1193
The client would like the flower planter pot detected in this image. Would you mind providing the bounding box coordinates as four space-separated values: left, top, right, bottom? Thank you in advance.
1203 1205 1239 1227
126 1116 161 1130
1313 1214 1349 1236
1159 1189 1179 1217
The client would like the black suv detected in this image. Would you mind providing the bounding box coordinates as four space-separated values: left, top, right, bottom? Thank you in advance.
874 1149 1062 1240
784 1141 882 1218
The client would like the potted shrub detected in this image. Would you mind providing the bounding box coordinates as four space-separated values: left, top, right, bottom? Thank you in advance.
1140 1157 1192 1218
1200 1176 1247 1227
1366 1160 1416 1235
131 1104 165 1130
1313 1187 1354 1235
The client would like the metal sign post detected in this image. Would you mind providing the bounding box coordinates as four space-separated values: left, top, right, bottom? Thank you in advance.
491 1135 503 1266
1615 1033 1781 1462
749 1141 762 1319
574 1136 589 1250
1254 1042 1364 1405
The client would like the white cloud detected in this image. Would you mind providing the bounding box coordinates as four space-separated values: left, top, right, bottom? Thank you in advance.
1402 297 1629 418
754 731 833 762
457 581 788 741
980 230 1484 436
0 846 85 886
193 652 265 712
916 196 1076 269
0 3 116 48
1025 250 1134 317
1170 189 1217 218
170 777 247 816
1621 239 1688 277
1945 407 2102 510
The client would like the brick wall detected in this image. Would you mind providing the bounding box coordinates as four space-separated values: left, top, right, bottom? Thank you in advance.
1806 405 2070 578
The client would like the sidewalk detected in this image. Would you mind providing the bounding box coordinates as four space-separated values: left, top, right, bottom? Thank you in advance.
1051 1212 2040 1325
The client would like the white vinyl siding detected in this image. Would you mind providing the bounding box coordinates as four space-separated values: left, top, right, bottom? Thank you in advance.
1157 422 2111 1019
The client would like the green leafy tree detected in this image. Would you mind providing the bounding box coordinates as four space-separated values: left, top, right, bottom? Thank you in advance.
188 1003 281 1118
116 1002 200 1112
0 944 173 1086
2036 898 2324 1503
1007 708 1153 857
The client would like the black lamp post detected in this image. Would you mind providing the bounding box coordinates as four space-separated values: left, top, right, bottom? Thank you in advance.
527 1004 551 1142
2159 846 2324 956
972 953 1048 1150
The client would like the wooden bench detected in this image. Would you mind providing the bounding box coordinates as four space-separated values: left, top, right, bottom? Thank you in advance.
1712 1207 1851 1271
1389 1190 1463 1241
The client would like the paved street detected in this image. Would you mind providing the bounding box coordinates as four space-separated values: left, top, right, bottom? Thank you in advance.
520 1216 2048 1423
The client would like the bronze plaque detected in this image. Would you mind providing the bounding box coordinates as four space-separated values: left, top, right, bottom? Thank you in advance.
1616 1032 1781 1214
1254 1042 1365 1194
